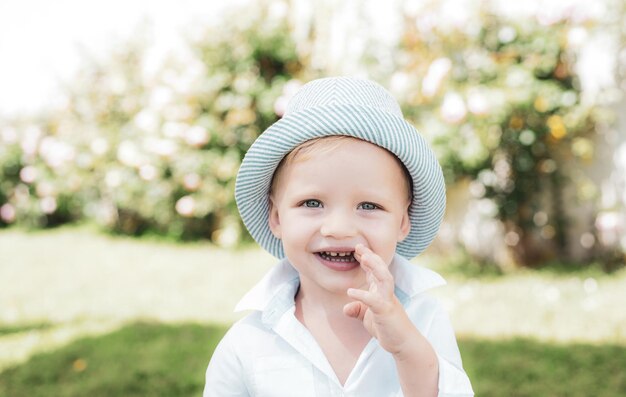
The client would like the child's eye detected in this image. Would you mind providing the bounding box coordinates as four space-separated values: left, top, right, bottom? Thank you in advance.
302 199 322 208
359 202 379 210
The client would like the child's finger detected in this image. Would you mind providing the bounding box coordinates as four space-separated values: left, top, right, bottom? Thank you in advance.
366 270 377 289
355 244 393 286
347 288 386 312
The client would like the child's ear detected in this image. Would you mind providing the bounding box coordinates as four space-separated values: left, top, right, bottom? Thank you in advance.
397 208 411 242
268 197 282 239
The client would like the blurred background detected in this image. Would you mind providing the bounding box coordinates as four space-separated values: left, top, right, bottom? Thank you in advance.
1 0 625 395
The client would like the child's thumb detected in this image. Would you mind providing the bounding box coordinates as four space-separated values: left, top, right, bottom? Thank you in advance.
343 301 366 321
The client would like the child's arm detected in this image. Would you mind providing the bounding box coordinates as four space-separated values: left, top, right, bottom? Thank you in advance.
343 244 439 397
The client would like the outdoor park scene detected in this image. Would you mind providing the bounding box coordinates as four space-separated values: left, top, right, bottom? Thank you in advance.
1 0 625 395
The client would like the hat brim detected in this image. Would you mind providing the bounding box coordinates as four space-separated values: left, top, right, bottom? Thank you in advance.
235 103 446 259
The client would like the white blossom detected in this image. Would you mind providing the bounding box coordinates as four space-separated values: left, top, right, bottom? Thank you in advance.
1 127 18 144
162 121 188 138
145 138 178 157
90 138 109 156
440 92 467 124
117 141 142 167
39 137 76 168
183 173 202 191
40 196 57 214
422 58 452 98
184 126 209 147
134 109 160 133
467 90 490 116
105 170 122 188
20 126 43 156
19 166 37 184
175 196 195 217
139 164 158 181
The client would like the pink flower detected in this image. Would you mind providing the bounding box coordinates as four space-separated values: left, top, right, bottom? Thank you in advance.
0 204 16 223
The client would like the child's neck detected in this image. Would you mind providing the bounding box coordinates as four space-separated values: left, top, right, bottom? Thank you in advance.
293 281 368 339
295 282 352 317
294 281 372 385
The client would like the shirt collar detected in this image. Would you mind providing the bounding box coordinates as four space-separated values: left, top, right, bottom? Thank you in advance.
234 253 446 314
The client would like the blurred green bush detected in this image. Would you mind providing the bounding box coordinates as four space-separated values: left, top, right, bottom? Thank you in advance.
396 14 605 265
0 6 303 245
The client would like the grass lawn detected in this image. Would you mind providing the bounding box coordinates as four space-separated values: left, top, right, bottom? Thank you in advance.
2 225 624 348
1 226 625 395
0 322 625 397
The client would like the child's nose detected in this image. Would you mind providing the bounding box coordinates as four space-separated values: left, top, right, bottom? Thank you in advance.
320 210 357 239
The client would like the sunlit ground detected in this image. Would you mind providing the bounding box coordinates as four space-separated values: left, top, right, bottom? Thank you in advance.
1 225 625 373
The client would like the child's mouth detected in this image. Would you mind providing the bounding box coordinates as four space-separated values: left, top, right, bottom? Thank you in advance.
314 251 359 271
317 251 356 262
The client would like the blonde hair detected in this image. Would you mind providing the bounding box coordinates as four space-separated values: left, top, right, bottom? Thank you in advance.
269 136 413 202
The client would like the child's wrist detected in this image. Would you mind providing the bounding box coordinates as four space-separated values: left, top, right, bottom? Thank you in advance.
391 330 422 361
390 320 435 362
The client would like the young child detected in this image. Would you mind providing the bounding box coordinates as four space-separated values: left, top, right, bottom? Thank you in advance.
203 77 474 396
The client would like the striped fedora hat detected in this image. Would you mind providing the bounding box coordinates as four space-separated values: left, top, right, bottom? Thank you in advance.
235 76 446 259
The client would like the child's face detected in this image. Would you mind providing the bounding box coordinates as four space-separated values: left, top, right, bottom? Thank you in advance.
268 138 411 296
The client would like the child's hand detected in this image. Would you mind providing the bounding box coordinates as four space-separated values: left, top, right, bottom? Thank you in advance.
343 244 417 356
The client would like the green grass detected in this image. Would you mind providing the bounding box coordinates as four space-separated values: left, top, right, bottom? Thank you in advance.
0 323 53 336
460 338 626 397
1 323 625 397
1 226 625 395
0 323 223 397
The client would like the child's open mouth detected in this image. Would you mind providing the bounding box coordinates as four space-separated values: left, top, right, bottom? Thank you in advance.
317 251 356 262
314 251 359 271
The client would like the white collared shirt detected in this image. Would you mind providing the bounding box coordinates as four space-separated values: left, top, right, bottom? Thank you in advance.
203 255 474 397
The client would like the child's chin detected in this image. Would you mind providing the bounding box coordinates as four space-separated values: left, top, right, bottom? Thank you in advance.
322 275 366 294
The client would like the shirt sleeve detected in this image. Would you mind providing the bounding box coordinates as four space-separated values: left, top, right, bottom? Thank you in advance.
203 329 251 397
428 301 474 397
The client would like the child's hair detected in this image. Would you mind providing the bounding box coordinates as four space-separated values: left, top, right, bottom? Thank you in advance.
269 135 414 204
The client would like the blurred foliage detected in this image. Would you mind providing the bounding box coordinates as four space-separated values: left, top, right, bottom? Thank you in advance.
0 1 622 267
0 120 84 228
397 11 609 266
0 5 302 244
